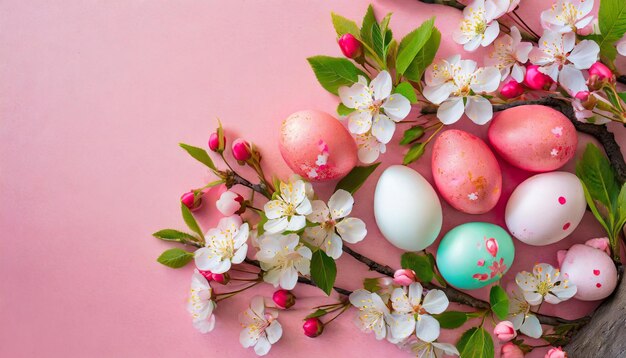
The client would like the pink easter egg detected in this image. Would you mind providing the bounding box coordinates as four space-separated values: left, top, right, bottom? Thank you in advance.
432 130 502 214
279 110 357 181
488 105 577 172
559 244 618 301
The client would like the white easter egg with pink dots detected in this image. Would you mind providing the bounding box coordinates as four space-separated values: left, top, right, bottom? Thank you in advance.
559 244 618 301
505 172 586 246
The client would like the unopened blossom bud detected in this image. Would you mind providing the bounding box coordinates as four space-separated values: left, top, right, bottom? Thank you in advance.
199 270 214 281
272 289 296 309
216 190 245 216
588 62 613 81
211 272 230 285
303 317 324 337
337 33 362 59
208 132 223 152
575 91 590 101
585 237 611 256
501 342 524 358
181 191 202 211
524 65 553 90
393 269 417 286
545 347 567 358
500 79 524 98
232 138 252 162
493 321 517 342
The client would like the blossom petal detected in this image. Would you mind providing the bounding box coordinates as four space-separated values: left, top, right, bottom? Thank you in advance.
303 226 331 247
559 65 588 94
339 82 372 109
465 96 493 125
336 217 367 243
328 189 354 219
264 200 287 219
382 93 411 121
437 97 465 125
408 282 424 307
481 21 500 47
279 267 298 290
422 289 449 314
306 200 330 224
233 223 249 247
254 336 272 356
388 313 416 341
391 287 412 313
520 314 542 338
193 314 216 333
415 314 440 342
295 197 312 215
568 40 599 69
511 63 526 82
266 321 283 344
370 70 393 101
423 82 456 104
349 289 373 308
286 215 306 232
472 66 501 93
348 110 373 134
355 133 382 164
372 114 396 144
325 233 344 259
264 217 289 234
240 323 260 348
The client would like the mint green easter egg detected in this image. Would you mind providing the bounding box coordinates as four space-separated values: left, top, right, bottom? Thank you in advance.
436 222 515 290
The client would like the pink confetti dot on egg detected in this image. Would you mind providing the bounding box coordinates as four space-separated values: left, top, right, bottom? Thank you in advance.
558 196 566 205
562 222 571 230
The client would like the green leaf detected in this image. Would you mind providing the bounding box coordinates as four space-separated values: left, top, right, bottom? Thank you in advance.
157 248 194 268
404 28 441 82
307 56 368 95
310 250 337 296
457 327 495 358
432 311 468 329
179 143 216 170
306 309 328 319
360 4 377 48
576 143 620 212
153 229 199 243
399 125 425 145
380 12 392 33
394 82 418 103
618 92 626 103
489 285 509 320
596 0 626 61
335 162 381 195
396 18 435 75
425 251 447 287
337 103 355 116
331 12 360 37
181 202 204 239
580 180 611 236
400 252 434 283
403 142 426 165
363 277 383 292
371 22 386 61
614 183 626 239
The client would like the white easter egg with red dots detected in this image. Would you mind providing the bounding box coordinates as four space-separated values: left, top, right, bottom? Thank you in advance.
505 172 586 246
560 244 618 301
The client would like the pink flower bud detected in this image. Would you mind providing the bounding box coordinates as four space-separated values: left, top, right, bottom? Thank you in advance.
272 289 296 309
208 132 222 152
180 191 202 211
211 272 230 285
545 347 566 358
501 342 524 358
232 138 252 161
216 190 245 216
500 79 524 98
303 317 324 337
199 270 214 281
493 321 517 342
393 269 417 286
337 33 362 59
575 91 590 101
585 237 611 256
524 65 553 90
588 62 612 80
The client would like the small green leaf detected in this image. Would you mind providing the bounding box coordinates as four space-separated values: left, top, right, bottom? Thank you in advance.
337 103 355 116
580 181 611 236
335 162 381 195
371 22 386 61
331 12 360 37
363 277 382 292
305 309 328 319
596 0 626 62
403 142 426 165
425 251 447 287
153 229 200 243
576 143 620 213
179 143 216 170
307 56 368 95
489 285 510 320
360 4 377 48
396 18 435 75
310 250 337 296
618 92 626 103
457 327 495 358
380 12 392 33
157 248 194 268
394 82 417 103
404 28 441 82
181 202 204 239
400 252 434 283
614 183 626 240
432 311 468 329
399 125 425 146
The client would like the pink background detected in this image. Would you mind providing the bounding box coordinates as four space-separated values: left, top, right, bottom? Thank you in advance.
1 0 624 357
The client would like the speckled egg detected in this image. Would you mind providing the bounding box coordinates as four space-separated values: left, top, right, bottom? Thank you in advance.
432 129 502 214
374 165 442 251
488 105 577 172
279 110 357 181
436 222 515 290
558 243 618 301
505 172 586 246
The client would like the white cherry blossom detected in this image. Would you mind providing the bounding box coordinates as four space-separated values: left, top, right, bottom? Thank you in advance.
515 263 577 305
453 0 508 51
256 233 312 290
507 286 543 339
387 283 449 342
355 132 386 164
303 189 367 259
540 0 594 34
338 71 411 144
263 179 312 234
349 289 392 340
187 270 217 333
423 55 501 125
529 31 599 92
399 337 460 358
195 216 249 274
239 296 283 356
485 26 533 82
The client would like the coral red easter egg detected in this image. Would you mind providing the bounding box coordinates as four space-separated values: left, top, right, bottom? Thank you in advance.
560 244 617 301
432 130 502 214
279 110 357 181
488 105 577 172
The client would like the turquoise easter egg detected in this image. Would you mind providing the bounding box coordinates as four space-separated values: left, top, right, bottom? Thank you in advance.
436 222 515 290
